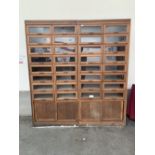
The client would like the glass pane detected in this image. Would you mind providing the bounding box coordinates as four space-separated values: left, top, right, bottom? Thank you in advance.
54 26 75 33
81 92 100 98
81 83 100 89
81 56 101 63
32 67 51 72
105 65 125 71
28 27 50 34
104 75 125 81
81 66 100 71
105 45 126 52
105 56 125 63
81 37 102 43
56 75 75 81
56 66 75 72
81 46 101 54
30 47 51 54
57 84 76 90
29 37 51 44
105 25 127 33
81 75 101 80
105 36 127 43
55 47 76 54
81 26 101 33
57 93 76 99
55 56 75 63
104 83 124 89
104 93 123 98
31 57 52 63
34 94 53 100
54 37 76 44
33 85 53 90
33 76 52 81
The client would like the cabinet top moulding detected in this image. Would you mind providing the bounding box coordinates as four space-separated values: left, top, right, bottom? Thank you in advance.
25 19 131 25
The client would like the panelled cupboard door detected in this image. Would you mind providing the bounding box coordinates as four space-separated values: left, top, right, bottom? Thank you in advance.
102 100 123 121
34 101 56 122
57 101 78 121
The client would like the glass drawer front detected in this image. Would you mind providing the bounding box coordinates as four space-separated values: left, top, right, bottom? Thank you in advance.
104 74 125 81
56 75 75 82
34 94 53 100
104 92 124 99
57 84 76 90
104 56 125 63
54 37 76 44
55 56 76 63
57 93 76 100
81 83 100 90
105 36 127 43
105 25 127 33
32 66 51 72
80 37 102 43
33 85 53 91
81 66 101 71
81 92 101 99
56 66 75 72
29 37 51 44
32 76 52 82
81 56 101 63
55 47 76 54
54 26 75 34
28 26 51 34
105 65 125 71
81 75 101 81
31 57 52 63
30 47 51 54
105 45 126 53
80 26 102 33
104 83 124 89
81 46 102 54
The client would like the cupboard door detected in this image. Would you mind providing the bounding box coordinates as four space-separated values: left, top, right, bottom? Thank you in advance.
54 25 76 34
56 75 76 83
31 66 52 73
32 75 53 83
80 91 101 99
56 92 77 100
104 35 128 43
56 66 76 74
104 44 127 53
32 84 53 92
28 36 51 45
27 25 51 34
80 36 102 44
103 82 125 91
80 25 102 34
55 46 76 55
29 46 52 54
54 36 76 44
80 55 101 64
104 91 125 99
80 45 102 54
57 102 78 121
104 73 126 82
80 82 101 91
104 55 125 63
102 100 123 121
55 55 76 64
104 64 126 72
29 56 52 65
34 101 56 121
81 74 102 82
81 101 102 121
105 25 128 33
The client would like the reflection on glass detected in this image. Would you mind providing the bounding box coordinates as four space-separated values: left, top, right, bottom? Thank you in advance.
29 27 50 34
56 56 75 63
105 65 125 71
105 56 125 62
29 37 51 44
81 66 100 71
34 94 53 99
104 93 123 98
81 56 100 63
32 67 51 72
55 47 76 54
56 75 75 81
81 93 100 98
104 84 124 89
30 47 51 54
105 36 127 43
33 85 53 90
33 76 52 81
81 37 102 43
57 84 75 90
105 25 127 33
81 75 100 80
57 93 76 99
105 46 126 52
104 75 125 81
31 57 52 63
56 66 75 72
81 26 101 33
81 83 100 89
81 46 101 53
55 37 76 44
54 26 75 33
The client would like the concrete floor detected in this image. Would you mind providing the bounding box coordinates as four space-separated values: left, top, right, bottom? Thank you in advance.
19 117 134 155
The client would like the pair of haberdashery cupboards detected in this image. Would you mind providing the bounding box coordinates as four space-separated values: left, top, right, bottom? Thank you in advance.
25 19 130 126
